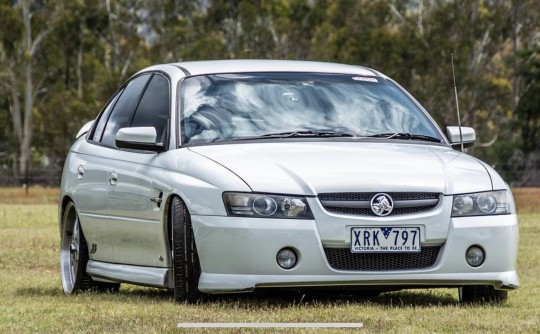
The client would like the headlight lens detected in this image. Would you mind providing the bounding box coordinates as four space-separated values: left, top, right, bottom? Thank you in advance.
452 190 512 217
223 192 313 219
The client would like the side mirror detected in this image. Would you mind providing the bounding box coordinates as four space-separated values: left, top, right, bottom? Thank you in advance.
446 126 476 149
116 127 164 152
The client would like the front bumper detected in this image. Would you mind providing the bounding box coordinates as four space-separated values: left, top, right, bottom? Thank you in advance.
191 213 519 293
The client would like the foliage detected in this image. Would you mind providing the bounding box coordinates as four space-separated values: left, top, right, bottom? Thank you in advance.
516 47 540 154
0 0 538 184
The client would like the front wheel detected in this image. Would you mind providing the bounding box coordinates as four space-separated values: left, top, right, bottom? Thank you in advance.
459 286 508 303
171 197 202 303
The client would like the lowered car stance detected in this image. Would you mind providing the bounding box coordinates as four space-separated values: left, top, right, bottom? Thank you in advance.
59 60 519 303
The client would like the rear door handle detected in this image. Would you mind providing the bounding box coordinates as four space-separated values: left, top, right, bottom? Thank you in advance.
110 171 118 186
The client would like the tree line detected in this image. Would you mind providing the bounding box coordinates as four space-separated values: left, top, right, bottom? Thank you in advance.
0 0 539 185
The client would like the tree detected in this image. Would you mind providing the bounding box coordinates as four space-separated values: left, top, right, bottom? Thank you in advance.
516 48 540 154
34 1 110 169
36 1 162 172
0 0 57 178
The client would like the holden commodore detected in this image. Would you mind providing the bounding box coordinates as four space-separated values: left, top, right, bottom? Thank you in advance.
59 60 519 303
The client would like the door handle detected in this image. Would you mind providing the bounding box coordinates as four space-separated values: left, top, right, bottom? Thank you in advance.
77 165 84 180
110 171 118 186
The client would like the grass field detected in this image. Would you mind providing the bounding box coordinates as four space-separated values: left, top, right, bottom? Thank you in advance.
0 187 538 333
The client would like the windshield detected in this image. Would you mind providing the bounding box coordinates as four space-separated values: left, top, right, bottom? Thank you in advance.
180 73 441 145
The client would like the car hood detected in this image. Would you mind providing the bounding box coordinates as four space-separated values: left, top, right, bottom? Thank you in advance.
189 142 494 195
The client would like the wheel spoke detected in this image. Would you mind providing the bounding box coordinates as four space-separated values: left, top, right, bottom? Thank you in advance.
69 218 80 281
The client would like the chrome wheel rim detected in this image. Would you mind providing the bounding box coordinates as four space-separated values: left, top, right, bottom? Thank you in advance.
60 203 79 293
69 218 80 284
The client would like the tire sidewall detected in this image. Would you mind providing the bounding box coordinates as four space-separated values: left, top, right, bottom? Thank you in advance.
171 197 201 303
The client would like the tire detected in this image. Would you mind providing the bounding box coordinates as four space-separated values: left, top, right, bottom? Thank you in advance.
459 285 508 303
60 201 120 294
171 197 202 303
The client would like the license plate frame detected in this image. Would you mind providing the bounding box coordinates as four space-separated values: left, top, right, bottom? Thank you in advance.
350 226 421 253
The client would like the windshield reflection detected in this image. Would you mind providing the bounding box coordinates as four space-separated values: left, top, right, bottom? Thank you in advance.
180 73 439 145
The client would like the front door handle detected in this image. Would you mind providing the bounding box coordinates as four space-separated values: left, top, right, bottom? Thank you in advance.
110 171 118 186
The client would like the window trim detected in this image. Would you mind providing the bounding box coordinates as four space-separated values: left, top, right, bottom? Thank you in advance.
128 73 172 151
87 71 172 151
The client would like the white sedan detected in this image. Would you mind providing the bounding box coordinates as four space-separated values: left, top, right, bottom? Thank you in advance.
59 60 519 303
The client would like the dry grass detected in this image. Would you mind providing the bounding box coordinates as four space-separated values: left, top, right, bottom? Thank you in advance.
0 186 59 205
512 188 540 213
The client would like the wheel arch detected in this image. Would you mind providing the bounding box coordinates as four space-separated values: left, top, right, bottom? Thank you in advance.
164 191 203 302
163 192 191 255
59 195 75 231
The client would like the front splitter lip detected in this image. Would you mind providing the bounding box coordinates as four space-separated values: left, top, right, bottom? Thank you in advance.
197 271 519 294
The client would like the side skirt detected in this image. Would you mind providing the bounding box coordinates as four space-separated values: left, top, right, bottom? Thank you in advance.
87 260 173 289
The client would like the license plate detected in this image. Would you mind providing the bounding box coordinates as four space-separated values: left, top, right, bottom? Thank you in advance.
350 227 421 253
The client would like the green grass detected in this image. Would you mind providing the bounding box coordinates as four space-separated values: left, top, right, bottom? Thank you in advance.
0 190 539 333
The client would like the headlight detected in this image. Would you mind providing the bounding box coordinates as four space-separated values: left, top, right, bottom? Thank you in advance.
223 192 313 219
451 190 512 217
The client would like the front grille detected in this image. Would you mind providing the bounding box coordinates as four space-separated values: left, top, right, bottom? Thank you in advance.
318 192 440 216
324 205 436 216
324 246 441 271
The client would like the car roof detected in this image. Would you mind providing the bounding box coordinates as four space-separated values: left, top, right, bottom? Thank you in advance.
144 60 381 77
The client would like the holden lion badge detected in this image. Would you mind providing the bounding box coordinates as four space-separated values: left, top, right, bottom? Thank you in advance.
371 193 394 216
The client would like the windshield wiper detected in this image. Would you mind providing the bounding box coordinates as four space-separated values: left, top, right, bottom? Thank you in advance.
208 131 441 143
259 130 357 138
220 130 358 141
368 132 443 143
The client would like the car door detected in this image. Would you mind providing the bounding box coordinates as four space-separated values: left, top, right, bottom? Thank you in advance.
103 73 171 267
80 73 151 264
